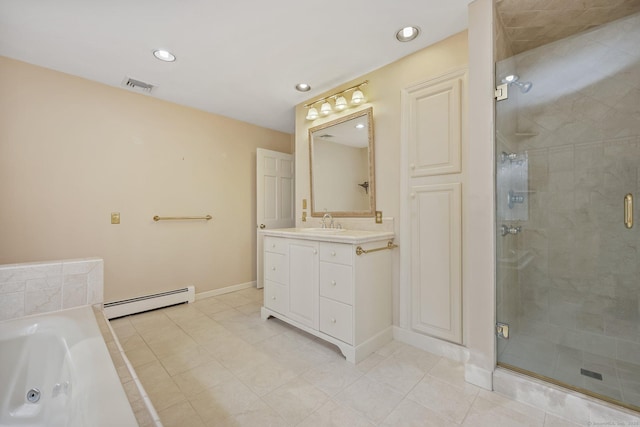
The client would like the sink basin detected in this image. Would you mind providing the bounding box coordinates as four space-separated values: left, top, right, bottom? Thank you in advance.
299 228 346 234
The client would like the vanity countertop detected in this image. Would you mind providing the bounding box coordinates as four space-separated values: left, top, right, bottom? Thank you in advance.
261 228 394 244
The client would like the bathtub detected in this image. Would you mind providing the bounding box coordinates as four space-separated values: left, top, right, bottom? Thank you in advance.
0 305 138 427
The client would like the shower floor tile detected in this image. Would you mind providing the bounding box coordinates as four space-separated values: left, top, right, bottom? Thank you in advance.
113 287 634 426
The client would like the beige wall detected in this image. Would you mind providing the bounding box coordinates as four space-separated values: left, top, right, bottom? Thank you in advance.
294 32 469 325
0 56 292 302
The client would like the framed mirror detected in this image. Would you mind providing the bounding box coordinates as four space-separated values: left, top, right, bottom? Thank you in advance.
309 107 375 217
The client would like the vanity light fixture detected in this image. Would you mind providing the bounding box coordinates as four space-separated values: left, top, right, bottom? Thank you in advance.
306 107 319 120
395 26 420 42
295 83 311 92
303 80 368 121
153 49 176 62
320 101 333 116
334 96 348 111
351 89 366 105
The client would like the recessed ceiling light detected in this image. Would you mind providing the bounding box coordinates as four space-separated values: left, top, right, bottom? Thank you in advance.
396 26 420 42
355 123 365 129
153 49 176 62
295 83 311 92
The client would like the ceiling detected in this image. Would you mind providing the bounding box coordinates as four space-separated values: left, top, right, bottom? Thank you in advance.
0 0 473 134
496 0 640 56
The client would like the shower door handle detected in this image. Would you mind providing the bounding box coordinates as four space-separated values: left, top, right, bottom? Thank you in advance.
624 193 633 229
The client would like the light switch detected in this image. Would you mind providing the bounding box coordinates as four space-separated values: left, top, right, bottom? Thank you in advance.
111 212 120 224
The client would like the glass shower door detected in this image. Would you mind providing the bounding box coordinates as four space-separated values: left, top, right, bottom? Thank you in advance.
495 11 640 411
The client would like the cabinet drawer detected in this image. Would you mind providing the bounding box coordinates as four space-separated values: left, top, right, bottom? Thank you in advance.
264 280 288 315
264 252 287 284
319 242 352 265
319 297 353 344
319 262 353 305
264 236 288 254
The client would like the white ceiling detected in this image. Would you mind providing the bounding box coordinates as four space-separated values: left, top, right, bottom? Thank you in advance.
0 0 472 133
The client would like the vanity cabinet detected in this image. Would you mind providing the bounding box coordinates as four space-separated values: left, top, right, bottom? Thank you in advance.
261 230 394 363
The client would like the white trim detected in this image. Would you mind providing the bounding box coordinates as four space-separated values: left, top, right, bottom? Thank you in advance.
493 368 640 424
393 326 469 363
195 281 256 300
464 362 493 390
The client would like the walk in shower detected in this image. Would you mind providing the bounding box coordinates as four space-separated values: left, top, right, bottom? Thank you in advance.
495 7 640 411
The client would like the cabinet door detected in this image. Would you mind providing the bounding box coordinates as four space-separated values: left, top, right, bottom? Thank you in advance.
288 240 319 329
410 183 462 344
404 73 463 177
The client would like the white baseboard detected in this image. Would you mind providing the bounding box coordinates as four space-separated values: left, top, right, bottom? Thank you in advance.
195 281 256 300
393 326 469 363
465 363 493 390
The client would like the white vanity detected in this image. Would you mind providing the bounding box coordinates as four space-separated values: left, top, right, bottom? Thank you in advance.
260 228 394 363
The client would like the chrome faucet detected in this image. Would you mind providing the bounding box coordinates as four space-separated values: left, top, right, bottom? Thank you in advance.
322 212 333 228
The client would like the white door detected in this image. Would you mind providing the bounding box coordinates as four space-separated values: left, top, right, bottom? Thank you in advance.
256 148 294 288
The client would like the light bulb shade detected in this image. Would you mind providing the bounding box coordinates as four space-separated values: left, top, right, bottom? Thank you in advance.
306 107 319 120
320 101 333 116
351 90 366 105
334 96 348 111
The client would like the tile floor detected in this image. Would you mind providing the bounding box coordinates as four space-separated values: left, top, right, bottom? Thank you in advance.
110 287 589 426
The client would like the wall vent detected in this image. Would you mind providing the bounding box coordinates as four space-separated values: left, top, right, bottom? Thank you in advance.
122 76 155 93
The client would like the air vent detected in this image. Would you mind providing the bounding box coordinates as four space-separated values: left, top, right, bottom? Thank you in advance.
122 76 155 93
318 134 334 139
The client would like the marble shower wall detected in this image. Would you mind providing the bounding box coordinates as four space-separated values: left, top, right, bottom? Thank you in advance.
508 12 640 363
0 258 103 321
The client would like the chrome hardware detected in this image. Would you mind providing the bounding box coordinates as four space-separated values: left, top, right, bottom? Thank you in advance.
495 83 508 101
500 225 521 236
500 152 519 163
625 193 633 229
322 212 333 228
496 322 509 339
507 190 525 209
26 388 41 403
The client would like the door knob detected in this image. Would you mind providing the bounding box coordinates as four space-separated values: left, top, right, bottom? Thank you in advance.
259 224 266 229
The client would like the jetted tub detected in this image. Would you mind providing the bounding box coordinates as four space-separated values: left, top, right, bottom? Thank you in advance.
0 305 138 427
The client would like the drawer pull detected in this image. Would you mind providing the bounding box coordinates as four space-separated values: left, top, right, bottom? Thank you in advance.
271 267 276 271
272 244 276 248
313 249 318 255
272 296 276 300
331 251 336 256
331 280 336 286
330 318 336 323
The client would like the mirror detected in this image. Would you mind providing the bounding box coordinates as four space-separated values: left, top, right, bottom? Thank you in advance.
309 107 375 217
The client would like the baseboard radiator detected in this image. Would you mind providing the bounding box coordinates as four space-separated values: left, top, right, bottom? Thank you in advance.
103 286 195 319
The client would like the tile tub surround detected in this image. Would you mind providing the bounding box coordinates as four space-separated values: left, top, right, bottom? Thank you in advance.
111 287 637 426
0 258 103 321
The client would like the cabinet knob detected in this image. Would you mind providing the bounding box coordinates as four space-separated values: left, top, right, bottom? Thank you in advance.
271 267 276 271
272 296 276 300
410 163 415 170
330 318 336 324
313 249 318 255
410 192 416 199
331 280 336 286
272 244 276 248
331 251 336 256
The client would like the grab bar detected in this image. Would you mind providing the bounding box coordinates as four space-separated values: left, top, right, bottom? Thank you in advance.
355 240 398 256
153 215 212 222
